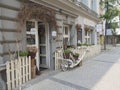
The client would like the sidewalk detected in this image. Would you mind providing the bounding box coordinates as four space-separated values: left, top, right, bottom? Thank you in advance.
19 45 120 90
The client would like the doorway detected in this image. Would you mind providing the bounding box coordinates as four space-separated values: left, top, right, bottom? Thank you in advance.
26 21 50 71
38 22 50 70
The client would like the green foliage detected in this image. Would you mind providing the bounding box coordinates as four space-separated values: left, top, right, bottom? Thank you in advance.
100 0 120 35
19 51 28 56
100 0 120 21
77 43 91 46
109 22 118 36
67 45 75 48
73 53 79 57
77 43 82 46
109 22 118 29
82 43 88 46
64 49 72 54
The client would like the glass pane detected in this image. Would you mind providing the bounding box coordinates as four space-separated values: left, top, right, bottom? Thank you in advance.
65 27 68 35
26 21 35 32
77 30 82 42
39 36 45 44
38 23 46 44
40 46 46 54
40 57 46 64
26 34 35 45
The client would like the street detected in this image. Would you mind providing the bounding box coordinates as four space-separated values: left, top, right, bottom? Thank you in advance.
23 46 120 90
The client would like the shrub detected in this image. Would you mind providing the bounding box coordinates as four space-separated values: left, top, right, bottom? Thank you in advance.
19 51 28 56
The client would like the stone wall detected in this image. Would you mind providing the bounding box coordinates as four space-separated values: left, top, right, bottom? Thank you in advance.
84 45 101 59
0 0 21 63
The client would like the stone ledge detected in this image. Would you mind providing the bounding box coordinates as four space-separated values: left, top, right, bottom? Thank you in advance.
0 64 6 71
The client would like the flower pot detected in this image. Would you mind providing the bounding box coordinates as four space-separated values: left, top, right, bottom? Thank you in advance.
28 52 36 59
64 53 70 59
73 55 79 60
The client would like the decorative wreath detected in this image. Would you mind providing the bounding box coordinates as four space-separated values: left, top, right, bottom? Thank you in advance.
17 1 57 31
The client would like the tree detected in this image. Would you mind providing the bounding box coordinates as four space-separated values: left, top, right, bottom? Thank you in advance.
110 22 118 46
100 0 120 49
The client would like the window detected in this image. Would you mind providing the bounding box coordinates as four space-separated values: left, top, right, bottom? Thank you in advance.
91 0 97 12
81 0 88 6
26 21 35 32
63 25 70 48
26 21 36 46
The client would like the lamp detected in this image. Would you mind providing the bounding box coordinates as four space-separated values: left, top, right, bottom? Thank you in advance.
52 31 57 40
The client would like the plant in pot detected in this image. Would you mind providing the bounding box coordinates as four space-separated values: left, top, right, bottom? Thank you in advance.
64 49 72 59
77 43 82 46
19 51 28 57
73 53 79 60
27 46 38 78
67 45 75 48
27 47 37 59
77 43 82 49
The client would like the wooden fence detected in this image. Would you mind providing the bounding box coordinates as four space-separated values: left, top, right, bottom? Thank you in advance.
55 49 63 70
6 56 32 90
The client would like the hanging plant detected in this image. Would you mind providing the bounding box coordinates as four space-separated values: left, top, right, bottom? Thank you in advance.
17 1 57 31
76 24 82 31
84 26 90 31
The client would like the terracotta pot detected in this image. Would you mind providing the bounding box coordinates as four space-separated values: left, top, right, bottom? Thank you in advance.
64 53 70 59
73 55 79 60
85 26 90 31
28 52 36 59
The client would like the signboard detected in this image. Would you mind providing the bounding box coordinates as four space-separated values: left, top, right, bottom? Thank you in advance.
30 28 36 32
96 24 102 32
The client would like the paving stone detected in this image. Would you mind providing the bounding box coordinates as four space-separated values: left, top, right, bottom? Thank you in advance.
22 46 120 90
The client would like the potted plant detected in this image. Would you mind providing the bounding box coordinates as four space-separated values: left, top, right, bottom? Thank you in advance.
27 46 38 78
27 47 37 59
64 49 72 59
77 43 82 46
67 45 75 48
19 51 28 57
73 53 79 60
76 24 82 31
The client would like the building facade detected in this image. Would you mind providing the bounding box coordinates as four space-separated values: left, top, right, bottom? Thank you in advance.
0 0 100 88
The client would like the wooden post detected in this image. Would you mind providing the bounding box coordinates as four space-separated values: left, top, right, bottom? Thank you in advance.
6 62 11 90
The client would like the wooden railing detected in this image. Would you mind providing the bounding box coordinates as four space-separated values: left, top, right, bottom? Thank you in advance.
6 56 31 90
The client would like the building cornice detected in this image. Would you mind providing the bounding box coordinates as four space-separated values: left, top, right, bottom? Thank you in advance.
30 0 99 22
